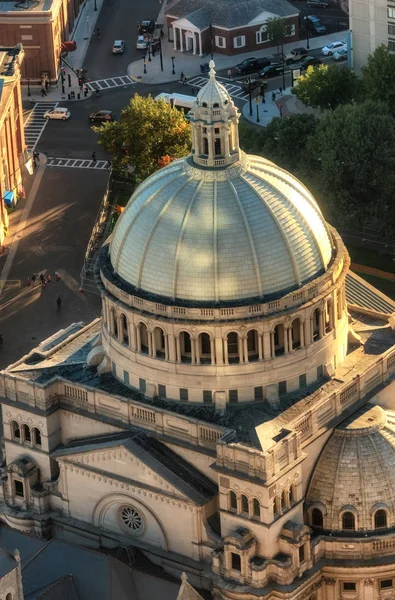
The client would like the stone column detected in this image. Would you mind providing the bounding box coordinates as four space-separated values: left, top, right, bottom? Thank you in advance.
258 333 263 360
193 32 197 54
300 321 305 348
238 335 244 364
191 338 196 364
151 331 157 358
164 334 169 360
173 26 177 51
199 31 203 56
243 337 248 364
263 331 271 360
180 29 184 51
148 331 154 356
319 311 325 338
130 322 137 351
288 327 293 352
195 338 201 365
284 328 289 354
136 324 141 352
210 337 216 365
223 338 229 365
270 332 275 358
176 336 181 363
224 126 230 158
168 334 176 362
117 315 123 343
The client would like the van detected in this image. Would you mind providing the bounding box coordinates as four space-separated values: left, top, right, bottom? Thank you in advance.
154 93 195 117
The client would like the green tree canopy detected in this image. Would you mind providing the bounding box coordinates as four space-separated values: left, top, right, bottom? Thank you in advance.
94 94 191 179
292 64 360 111
306 100 395 232
361 44 395 110
265 17 290 45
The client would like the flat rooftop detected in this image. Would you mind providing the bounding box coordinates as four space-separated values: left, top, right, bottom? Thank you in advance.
0 0 53 13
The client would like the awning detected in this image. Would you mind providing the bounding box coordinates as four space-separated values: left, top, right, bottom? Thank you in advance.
61 41 77 52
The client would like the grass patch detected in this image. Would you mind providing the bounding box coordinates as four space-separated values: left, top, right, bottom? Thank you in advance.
354 272 395 301
347 245 395 274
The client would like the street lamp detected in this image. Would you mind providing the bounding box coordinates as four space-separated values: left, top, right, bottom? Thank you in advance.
256 98 260 123
304 17 310 50
171 56 175 75
148 39 151 62
94 0 97 10
158 36 164 72
143 55 147 74
248 78 253 116
27 78 31 97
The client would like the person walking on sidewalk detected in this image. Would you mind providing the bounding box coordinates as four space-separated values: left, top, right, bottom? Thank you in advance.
227 68 232 79
92 151 96 163
271 91 276 102
41 88 47 97
57 296 62 309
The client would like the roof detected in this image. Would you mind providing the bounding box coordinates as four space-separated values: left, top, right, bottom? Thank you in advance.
166 0 298 29
53 430 218 505
109 153 333 303
0 545 17 578
307 405 395 531
177 573 204 600
346 270 395 316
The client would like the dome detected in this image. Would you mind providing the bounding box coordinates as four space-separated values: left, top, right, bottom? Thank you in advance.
109 62 333 304
306 405 395 532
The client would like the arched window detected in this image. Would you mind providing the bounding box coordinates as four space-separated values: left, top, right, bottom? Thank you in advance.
342 511 355 530
154 327 166 359
312 308 320 341
6 593 12 600
241 494 249 514
274 324 285 356
227 332 240 364
311 508 323 528
253 498 260 518
202 102 207 108
112 309 118 338
180 331 192 363
229 491 237 511
247 330 259 361
289 484 295 505
291 318 301 349
32 427 42 447
23 424 31 443
121 314 129 346
199 333 211 364
213 103 219 108
375 509 387 529
139 322 149 354
203 137 209 154
214 138 221 156
10 421 20 440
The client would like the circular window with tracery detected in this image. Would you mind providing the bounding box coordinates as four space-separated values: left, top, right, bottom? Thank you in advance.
118 505 144 535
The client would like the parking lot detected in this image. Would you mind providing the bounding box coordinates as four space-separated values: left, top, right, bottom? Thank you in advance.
290 0 349 36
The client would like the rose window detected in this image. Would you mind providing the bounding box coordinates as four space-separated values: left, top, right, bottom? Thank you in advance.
119 505 144 534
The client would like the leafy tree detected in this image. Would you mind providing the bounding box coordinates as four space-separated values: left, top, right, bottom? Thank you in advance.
306 100 395 233
265 17 291 47
94 94 191 179
362 44 395 110
292 64 360 110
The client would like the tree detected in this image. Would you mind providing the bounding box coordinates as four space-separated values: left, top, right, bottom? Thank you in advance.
362 44 395 111
292 64 360 110
306 100 395 233
265 17 290 89
94 94 191 179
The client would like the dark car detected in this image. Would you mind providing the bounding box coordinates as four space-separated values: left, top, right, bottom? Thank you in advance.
259 64 284 79
304 15 327 34
307 0 329 7
89 110 114 123
235 57 271 75
300 55 323 69
139 19 155 35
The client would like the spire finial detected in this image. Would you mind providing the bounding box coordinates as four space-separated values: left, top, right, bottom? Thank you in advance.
209 60 216 79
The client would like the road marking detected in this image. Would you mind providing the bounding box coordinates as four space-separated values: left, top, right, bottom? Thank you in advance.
47 157 109 169
24 102 58 151
86 75 135 91
186 76 249 101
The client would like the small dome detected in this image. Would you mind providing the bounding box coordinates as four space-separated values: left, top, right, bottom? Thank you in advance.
196 60 230 108
109 154 333 303
307 405 395 532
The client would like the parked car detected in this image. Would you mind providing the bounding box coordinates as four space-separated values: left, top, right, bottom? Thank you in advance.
284 47 308 65
333 47 348 61
112 40 125 54
44 107 71 121
300 55 323 69
235 57 271 75
89 110 114 123
136 35 147 50
307 0 329 7
259 64 284 79
321 40 346 55
138 19 155 34
305 15 327 34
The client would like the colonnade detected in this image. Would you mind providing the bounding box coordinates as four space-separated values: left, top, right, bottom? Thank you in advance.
172 25 203 56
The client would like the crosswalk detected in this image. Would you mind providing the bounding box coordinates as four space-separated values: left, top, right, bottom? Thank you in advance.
24 102 58 151
47 157 110 169
86 75 135 92
187 76 249 101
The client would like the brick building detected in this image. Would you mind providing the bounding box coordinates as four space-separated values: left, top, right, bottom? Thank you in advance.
165 0 300 56
0 0 83 83
0 45 26 250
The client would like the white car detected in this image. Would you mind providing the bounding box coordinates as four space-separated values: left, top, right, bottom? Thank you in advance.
43 107 71 121
112 40 125 54
136 35 147 50
321 41 347 56
333 47 348 61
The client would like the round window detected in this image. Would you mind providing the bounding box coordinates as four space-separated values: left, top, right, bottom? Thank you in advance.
118 505 144 535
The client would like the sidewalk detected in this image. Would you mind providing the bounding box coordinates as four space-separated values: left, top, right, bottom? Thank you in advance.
127 30 349 85
21 0 105 104
242 87 319 127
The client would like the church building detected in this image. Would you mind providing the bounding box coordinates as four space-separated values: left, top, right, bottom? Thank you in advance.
2 63 395 600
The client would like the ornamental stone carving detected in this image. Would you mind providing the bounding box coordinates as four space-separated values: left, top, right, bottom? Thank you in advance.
364 579 374 586
323 578 336 585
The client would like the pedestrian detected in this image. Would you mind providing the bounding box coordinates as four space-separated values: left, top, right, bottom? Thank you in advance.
180 71 185 83
55 270 60 281
33 158 37 170
33 151 40 162
40 273 45 285
0 334 3 348
92 151 96 163
45 79 49 91
279 86 283 95
160 29 164 39
227 68 232 79
278 103 283 118
41 88 47 97
271 91 276 102
47 273 51 283
27 277 31 286
57 296 62 309
261 93 266 104
32 273 37 284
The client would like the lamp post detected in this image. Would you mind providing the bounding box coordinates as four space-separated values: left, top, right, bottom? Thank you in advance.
171 56 175 75
304 17 310 50
27 78 31 97
209 23 214 60
248 78 253 116
256 98 260 123
94 0 97 10
159 36 164 72
148 39 151 62
143 54 147 74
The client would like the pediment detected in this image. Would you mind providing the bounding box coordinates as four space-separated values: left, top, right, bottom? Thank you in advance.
57 445 189 501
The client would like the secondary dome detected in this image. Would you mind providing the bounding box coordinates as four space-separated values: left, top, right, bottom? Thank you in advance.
307 405 395 532
109 61 333 304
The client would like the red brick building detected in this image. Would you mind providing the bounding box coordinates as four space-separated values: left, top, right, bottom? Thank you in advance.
0 0 83 83
166 0 300 56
